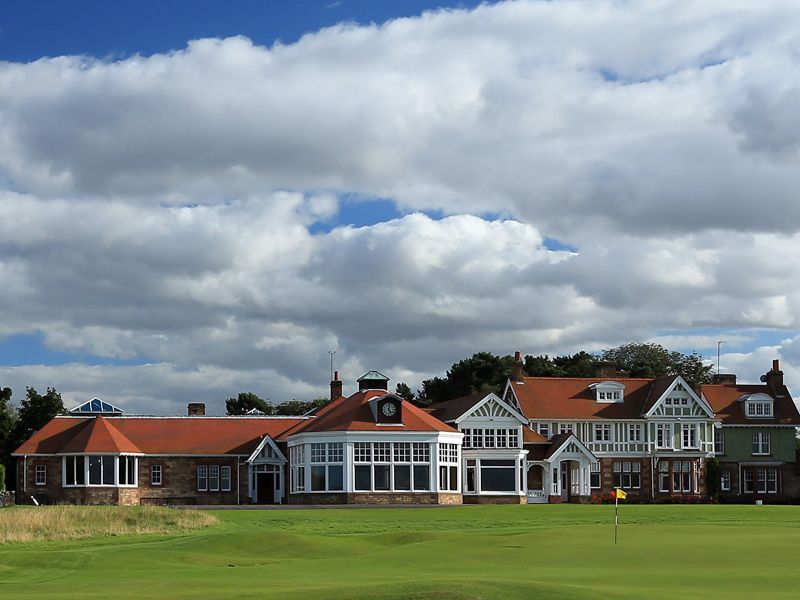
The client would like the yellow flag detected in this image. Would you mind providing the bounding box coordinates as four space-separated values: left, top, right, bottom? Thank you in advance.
615 488 628 500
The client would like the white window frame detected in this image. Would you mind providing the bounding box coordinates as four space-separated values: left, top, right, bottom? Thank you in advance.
594 423 612 442
197 465 208 491
590 461 601 489
720 470 731 492
35 464 46 486
538 423 550 439
61 455 137 488
714 430 725 455
151 464 162 486
681 423 698 449
752 432 771 456
656 423 673 449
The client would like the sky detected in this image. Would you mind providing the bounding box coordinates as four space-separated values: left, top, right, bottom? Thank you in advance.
2 0 800 414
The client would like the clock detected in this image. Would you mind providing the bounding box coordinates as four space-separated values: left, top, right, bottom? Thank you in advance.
381 402 397 417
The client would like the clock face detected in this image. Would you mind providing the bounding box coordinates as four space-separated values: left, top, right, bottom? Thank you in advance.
381 402 397 417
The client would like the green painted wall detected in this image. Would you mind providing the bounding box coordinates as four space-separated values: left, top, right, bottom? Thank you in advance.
718 426 796 462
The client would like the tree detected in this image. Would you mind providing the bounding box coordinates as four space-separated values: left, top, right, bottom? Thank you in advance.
394 383 414 402
418 352 514 405
5 387 64 489
273 398 329 416
12 387 64 444
0 386 14 491
601 343 713 384
225 392 274 416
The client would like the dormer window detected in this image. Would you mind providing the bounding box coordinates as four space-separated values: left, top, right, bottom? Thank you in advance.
741 393 774 419
590 381 625 403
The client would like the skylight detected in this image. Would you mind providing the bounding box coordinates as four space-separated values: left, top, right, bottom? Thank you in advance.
69 398 124 415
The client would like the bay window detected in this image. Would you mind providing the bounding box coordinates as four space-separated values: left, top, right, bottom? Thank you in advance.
310 442 344 492
63 455 137 487
351 441 433 493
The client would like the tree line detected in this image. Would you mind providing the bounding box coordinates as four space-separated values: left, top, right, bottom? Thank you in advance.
399 343 713 406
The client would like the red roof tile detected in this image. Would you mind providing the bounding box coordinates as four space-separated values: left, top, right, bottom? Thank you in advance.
59 417 142 454
699 383 800 426
14 416 306 456
289 390 457 434
523 428 548 443
511 377 666 420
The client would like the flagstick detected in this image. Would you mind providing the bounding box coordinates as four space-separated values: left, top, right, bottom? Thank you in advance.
614 491 618 545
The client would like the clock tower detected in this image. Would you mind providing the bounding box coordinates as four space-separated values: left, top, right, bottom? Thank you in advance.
375 396 402 424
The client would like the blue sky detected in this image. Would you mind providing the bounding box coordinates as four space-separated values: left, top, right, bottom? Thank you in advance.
0 1 485 61
1 1 799 413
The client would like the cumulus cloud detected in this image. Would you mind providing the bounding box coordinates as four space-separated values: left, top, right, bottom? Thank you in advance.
2 1 800 411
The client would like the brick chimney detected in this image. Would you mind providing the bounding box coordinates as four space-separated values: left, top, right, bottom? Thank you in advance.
712 373 737 386
762 359 784 396
594 361 618 378
330 370 343 401
511 351 524 383
187 402 205 416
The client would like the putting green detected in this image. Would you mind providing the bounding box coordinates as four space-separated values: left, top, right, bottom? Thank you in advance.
1 504 798 599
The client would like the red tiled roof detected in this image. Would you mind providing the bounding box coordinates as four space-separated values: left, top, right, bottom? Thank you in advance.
511 377 671 420
14 416 306 456
286 390 457 435
59 417 142 454
523 428 548 443
699 383 800 426
426 393 490 423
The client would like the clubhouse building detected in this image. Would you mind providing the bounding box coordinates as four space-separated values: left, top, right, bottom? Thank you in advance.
13 357 800 506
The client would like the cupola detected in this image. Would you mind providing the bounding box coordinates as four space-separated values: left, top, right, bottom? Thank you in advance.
357 370 390 391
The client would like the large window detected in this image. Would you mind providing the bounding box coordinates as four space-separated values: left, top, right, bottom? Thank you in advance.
658 461 669 492
612 461 641 489
746 401 773 418
594 424 612 442
352 442 433 493
681 424 698 449
714 430 725 455
656 423 673 449
462 428 521 449
290 445 306 492
479 459 516 492
438 443 459 492
310 442 344 492
63 455 137 487
590 462 601 489
198 464 231 492
746 468 779 494
752 432 771 455
720 471 731 491
672 461 693 493
628 424 642 443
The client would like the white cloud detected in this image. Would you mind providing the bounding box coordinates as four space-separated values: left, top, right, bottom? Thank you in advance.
1 1 800 410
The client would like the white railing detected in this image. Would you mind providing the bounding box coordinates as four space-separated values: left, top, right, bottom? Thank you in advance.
527 490 547 504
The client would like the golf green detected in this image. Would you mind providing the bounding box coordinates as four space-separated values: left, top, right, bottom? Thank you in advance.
1 504 798 599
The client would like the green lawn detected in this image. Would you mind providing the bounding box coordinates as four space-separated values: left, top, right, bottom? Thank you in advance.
1 504 799 599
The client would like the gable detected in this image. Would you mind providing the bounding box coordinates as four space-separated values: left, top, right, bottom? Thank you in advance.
246 436 287 464
646 377 714 418
455 393 528 425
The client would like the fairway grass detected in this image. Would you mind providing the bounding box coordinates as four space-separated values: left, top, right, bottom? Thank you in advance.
1 504 799 599
0 505 216 544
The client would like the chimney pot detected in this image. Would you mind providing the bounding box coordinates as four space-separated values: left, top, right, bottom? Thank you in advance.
330 371 343 401
765 359 784 396
187 402 205 416
712 373 737 386
511 351 524 383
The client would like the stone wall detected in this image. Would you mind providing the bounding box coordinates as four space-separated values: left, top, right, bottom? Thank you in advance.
15 455 248 506
289 492 463 505
463 494 526 505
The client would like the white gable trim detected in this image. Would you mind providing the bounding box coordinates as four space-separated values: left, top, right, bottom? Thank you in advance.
502 380 524 414
454 393 528 425
545 434 596 463
246 435 287 464
645 376 715 418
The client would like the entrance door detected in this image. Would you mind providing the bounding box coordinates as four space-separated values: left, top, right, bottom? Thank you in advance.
255 472 275 504
560 462 570 502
